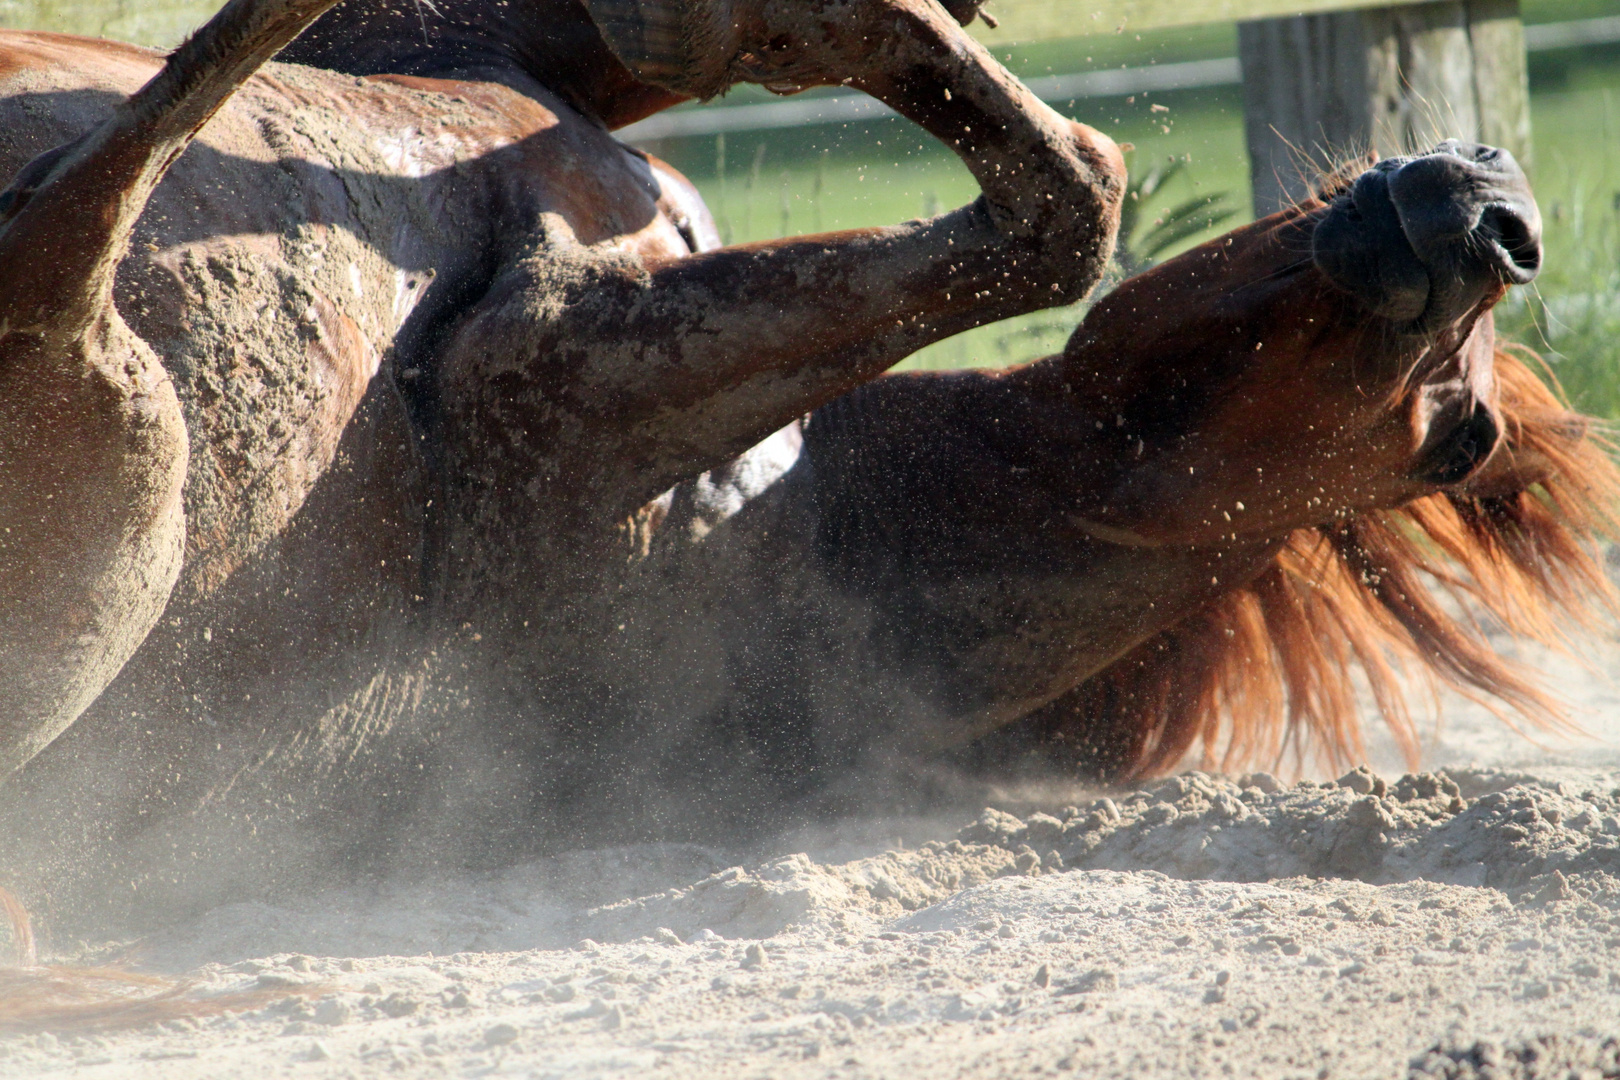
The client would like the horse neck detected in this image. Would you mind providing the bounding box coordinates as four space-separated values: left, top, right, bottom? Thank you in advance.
801 368 1286 731
804 367 1106 575
278 0 686 128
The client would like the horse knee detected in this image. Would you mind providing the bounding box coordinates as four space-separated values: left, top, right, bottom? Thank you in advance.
1073 121 1128 224
1045 120 1128 301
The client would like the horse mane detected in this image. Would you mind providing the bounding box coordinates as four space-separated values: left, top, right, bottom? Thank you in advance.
1008 347 1620 781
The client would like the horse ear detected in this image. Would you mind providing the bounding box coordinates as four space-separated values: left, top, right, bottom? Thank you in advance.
1454 350 1586 500
578 0 739 99
1454 443 1561 499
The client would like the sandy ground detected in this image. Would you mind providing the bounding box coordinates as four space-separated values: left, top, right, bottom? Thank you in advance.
7 632 1620 1078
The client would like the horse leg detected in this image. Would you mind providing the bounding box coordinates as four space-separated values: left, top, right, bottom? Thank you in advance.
0 0 342 780
593 0 1118 268
446 0 1125 509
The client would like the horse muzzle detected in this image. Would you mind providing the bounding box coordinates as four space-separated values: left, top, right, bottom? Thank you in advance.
1312 141 1542 329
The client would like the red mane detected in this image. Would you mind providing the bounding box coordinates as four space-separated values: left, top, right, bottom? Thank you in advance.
1009 348 1620 780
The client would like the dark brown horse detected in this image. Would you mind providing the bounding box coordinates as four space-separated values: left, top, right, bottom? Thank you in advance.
0 0 1610 942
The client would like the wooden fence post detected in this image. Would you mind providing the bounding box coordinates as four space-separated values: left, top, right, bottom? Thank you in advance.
1237 0 1530 214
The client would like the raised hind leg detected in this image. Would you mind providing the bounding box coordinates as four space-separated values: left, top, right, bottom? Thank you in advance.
0 0 342 779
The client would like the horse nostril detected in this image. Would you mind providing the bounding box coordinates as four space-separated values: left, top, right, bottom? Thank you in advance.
1417 409 1501 487
1385 145 1543 308
1478 204 1542 283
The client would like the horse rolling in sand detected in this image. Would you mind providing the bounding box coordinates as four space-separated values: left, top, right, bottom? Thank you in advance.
0 0 1611 938
629 146 1617 807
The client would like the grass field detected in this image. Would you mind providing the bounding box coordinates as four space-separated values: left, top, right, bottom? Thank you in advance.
1493 71 1620 416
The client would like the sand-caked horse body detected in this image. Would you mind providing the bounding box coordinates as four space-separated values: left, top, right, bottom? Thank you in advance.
0 0 1611 938
0 0 1127 929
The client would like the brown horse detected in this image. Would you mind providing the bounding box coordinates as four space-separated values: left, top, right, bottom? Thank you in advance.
0 0 1125 933
0 0 1611 942
611 146 1616 818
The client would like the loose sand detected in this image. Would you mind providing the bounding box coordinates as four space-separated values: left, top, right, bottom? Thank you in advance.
6 633 1620 1079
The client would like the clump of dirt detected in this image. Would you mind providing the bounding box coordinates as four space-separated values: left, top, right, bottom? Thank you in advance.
1410 1035 1620 1078
959 767 1620 902
577 844 1022 944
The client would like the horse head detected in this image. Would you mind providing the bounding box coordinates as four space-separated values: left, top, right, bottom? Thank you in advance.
1061 140 1546 549
976 142 1619 779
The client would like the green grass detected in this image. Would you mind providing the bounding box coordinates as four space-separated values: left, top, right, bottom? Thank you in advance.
0 0 211 47
1492 74 1620 418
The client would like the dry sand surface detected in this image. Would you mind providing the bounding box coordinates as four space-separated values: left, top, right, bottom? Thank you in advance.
8 632 1620 1079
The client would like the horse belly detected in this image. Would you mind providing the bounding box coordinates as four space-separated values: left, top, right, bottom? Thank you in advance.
0 39 445 599
129 73 460 598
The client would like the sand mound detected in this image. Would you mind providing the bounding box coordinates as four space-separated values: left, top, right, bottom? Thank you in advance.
961 767 1620 899
8 637 1620 1078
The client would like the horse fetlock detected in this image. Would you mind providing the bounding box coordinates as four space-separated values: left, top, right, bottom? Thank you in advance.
977 130 1126 303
